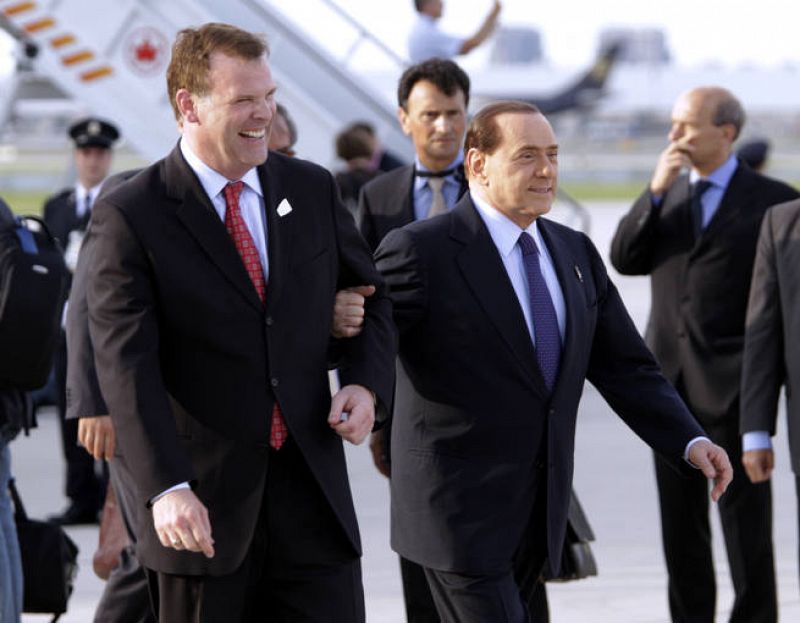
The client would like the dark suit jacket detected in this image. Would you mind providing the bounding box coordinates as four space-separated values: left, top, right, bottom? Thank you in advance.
358 164 468 252
741 198 800 474
86 146 396 576
610 162 799 423
375 196 704 576
65 170 141 421
43 188 87 249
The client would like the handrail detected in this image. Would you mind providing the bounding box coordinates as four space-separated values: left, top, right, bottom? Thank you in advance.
308 0 408 68
266 0 408 71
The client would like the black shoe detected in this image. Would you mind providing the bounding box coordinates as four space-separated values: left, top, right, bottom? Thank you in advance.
48 503 100 525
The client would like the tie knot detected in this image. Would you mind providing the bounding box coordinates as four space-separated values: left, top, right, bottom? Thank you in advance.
223 181 245 210
518 231 539 257
692 179 713 197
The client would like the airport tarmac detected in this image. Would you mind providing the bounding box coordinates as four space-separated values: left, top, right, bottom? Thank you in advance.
12 202 799 622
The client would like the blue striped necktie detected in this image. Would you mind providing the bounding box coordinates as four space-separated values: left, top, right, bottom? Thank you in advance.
519 232 561 392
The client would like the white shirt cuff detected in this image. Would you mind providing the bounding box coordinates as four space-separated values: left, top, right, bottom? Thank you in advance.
151 481 191 505
742 431 772 452
683 436 710 466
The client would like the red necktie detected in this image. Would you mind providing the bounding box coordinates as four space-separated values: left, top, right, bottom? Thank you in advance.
223 182 288 450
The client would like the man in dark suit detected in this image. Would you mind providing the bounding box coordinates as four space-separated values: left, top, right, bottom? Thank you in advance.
85 23 396 621
740 197 800 588
358 58 470 253
44 116 119 525
375 99 732 622
347 58 471 623
610 86 799 623
65 170 154 623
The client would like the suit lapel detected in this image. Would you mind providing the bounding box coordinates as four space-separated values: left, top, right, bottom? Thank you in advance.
166 146 263 312
700 163 751 240
259 157 292 311
451 198 548 398
537 220 586 396
399 166 416 224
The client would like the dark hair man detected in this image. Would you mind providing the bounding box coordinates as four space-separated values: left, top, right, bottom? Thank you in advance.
611 86 799 623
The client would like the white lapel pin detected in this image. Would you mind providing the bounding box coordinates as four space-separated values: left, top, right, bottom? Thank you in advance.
574 265 583 282
277 198 292 217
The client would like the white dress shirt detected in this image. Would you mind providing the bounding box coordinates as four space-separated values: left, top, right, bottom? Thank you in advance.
407 14 463 63
180 138 269 281
470 191 566 343
75 182 104 218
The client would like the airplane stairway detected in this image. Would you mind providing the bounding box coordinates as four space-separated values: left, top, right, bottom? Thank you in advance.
0 0 412 166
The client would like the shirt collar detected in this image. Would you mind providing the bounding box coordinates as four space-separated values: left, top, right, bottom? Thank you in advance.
74 181 104 204
180 137 263 201
689 154 738 189
414 154 463 190
470 190 544 258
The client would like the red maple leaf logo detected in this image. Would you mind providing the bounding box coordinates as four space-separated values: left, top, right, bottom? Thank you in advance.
135 40 158 63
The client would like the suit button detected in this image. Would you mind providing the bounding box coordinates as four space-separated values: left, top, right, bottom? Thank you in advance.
549 408 555 417
265 316 274 326
270 378 279 387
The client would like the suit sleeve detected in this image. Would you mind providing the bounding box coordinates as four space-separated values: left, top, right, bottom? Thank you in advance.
65 226 108 420
374 226 428 335
328 172 398 424
740 208 784 436
584 234 705 462
609 189 662 275
87 200 195 504
357 184 378 252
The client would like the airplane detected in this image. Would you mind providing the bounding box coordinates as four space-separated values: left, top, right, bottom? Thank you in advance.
471 42 624 115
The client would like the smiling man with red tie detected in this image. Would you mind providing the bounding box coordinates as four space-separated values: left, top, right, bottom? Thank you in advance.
85 23 395 622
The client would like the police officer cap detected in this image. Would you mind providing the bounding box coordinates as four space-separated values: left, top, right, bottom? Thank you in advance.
68 117 120 149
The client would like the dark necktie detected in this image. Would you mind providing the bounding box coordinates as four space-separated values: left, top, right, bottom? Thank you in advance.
79 193 92 228
690 179 713 238
223 182 288 450
518 232 561 392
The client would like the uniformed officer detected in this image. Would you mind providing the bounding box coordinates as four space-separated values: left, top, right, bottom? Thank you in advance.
45 116 119 525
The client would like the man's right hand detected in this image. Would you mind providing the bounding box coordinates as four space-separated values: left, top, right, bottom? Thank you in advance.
78 415 116 461
649 142 693 196
742 448 774 483
332 285 375 338
153 489 215 558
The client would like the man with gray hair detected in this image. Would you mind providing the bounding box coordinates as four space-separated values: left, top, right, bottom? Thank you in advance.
611 86 799 623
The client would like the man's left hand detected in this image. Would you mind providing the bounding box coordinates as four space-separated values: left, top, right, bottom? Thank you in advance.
328 384 375 445
687 439 733 502
78 415 116 461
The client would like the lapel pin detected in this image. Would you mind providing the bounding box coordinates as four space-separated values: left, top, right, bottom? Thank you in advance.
574 265 583 282
277 198 292 217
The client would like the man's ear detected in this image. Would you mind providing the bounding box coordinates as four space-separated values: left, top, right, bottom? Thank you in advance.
398 106 411 137
176 89 200 124
465 148 486 183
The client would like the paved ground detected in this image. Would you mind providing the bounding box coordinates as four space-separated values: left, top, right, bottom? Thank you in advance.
13 202 799 621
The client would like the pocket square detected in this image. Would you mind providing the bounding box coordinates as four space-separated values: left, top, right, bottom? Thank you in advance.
277 199 292 217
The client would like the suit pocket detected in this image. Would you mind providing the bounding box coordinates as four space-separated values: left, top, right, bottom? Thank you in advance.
290 247 328 271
